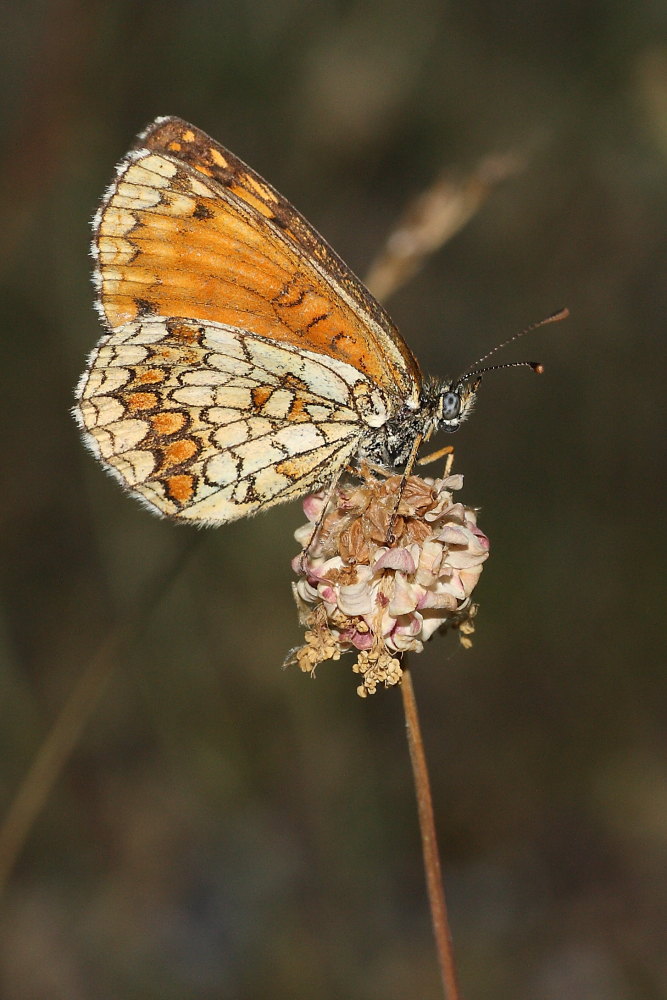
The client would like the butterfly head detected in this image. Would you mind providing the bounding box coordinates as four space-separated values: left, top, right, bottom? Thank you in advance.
433 377 481 433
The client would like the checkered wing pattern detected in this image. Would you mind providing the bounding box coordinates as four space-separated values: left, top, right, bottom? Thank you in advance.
76 317 391 523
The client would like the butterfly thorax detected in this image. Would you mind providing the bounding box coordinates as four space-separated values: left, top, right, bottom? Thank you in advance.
357 376 478 470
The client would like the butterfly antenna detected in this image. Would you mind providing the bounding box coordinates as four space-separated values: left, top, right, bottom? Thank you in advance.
457 307 569 384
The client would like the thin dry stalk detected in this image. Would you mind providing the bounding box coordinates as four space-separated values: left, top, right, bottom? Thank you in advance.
0 540 199 893
401 664 461 1000
365 150 527 303
0 636 117 892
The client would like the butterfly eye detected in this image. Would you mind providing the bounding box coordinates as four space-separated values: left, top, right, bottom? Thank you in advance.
440 391 461 420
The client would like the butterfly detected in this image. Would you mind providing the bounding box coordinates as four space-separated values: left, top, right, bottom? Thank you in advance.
74 117 493 526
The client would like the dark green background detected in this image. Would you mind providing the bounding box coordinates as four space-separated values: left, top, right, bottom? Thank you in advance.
1 1 665 997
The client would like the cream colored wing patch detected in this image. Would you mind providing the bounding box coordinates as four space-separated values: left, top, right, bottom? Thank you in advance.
74 317 390 524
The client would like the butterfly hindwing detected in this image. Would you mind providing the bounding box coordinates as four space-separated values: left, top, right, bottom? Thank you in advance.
75 317 384 523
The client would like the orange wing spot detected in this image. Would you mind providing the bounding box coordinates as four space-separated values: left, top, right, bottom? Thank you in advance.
209 147 228 168
228 183 275 218
127 391 158 411
133 368 166 385
163 438 198 467
194 163 214 177
287 398 309 421
150 345 191 363
168 321 201 344
283 373 310 392
243 173 278 202
181 130 196 143
166 474 195 504
151 411 187 436
332 332 357 350
274 459 302 480
168 141 182 152
251 385 273 410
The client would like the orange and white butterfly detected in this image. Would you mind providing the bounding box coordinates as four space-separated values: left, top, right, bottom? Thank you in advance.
74 117 482 525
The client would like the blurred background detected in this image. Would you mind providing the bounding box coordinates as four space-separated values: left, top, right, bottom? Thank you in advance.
1 1 666 997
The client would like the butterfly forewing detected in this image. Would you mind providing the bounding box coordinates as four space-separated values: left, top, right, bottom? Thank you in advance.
94 117 421 400
140 119 421 392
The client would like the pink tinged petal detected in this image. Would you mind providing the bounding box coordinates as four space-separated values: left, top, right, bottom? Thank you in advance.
399 637 425 653
373 546 417 574
296 579 320 603
468 523 490 550
383 612 423 652
389 635 423 653
306 555 345 583
390 618 426 652
445 550 483 570
420 612 447 642
293 552 328 576
424 502 447 522
439 502 467 523
415 540 444 586
445 543 489 569
460 566 483 596
350 630 374 650
303 493 326 522
440 571 467 600
338 572 374 615
291 553 304 573
317 583 338 604
407 542 422 569
462 524 490 553
439 524 470 546
425 475 463 520
440 474 464 492
393 612 423 638
425 490 463 521
388 572 422 616
417 587 458 610
293 524 314 549
338 626 375 650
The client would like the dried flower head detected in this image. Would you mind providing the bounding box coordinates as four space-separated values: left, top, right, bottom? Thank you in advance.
290 469 489 696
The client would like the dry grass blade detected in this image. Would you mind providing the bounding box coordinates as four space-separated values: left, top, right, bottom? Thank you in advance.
365 150 527 303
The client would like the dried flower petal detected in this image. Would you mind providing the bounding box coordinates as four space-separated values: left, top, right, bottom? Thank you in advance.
373 546 418 574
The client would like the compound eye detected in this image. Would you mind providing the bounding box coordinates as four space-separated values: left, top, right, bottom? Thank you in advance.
441 391 461 420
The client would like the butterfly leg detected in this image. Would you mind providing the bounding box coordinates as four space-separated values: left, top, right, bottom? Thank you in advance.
384 432 424 545
417 444 454 467
296 468 346 571
352 459 393 479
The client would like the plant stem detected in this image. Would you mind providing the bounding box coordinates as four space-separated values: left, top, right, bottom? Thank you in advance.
0 635 117 892
401 664 461 1000
0 539 199 893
